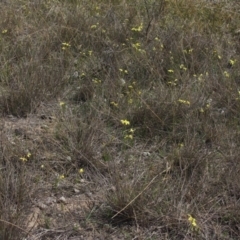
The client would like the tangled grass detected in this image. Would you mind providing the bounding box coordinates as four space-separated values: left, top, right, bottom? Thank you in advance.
0 0 240 239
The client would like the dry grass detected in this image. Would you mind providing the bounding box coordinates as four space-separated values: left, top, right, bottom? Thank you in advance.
0 0 240 239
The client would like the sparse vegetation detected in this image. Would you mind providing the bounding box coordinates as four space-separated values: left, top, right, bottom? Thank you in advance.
0 0 240 239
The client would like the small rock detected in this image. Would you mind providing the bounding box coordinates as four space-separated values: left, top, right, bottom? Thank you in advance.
36 202 47 210
45 197 56 205
143 152 151 157
74 188 80 193
58 196 67 204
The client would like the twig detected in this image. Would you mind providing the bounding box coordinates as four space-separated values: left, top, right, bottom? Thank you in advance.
0 218 28 234
112 173 160 219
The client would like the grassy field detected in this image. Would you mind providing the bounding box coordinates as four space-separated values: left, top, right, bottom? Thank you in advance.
0 0 240 239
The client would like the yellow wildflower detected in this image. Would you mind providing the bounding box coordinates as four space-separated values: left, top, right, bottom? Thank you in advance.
119 69 128 74
188 214 199 231
229 59 237 66
224 71 230 78
110 101 118 108
128 99 133 104
61 42 71 50
93 78 101 84
178 99 190 105
129 128 135 133
178 143 184 148
121 119 130 125
62 42 71 47
79 168 84 174
20 157 27 162
180 64 187 71
132 42 141 50
59 101 65 107
90 25 97 29
124 134 133 139
131 23 143 32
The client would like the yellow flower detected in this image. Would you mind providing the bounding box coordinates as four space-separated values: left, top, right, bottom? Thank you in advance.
128 99 133 104
224 71 230 78
131 23 143 32
110 101 118 108
59 175 65 180
124 134 133 139
178 99 190 105
20 157 27 162
188 214 199 231
180 64 187 71
178 143 184 148
168 69 174 73
62 42 71 47
119 69 128 74
129 128 135 133
121 119 130 125
2 29 7 34
61 42 71 50
59 101 65 107
229 59 237 66
79 168 84 174
20 151 31 162
132 42 141 50
90 24 97 29
167 81 177 86
93 78 101 84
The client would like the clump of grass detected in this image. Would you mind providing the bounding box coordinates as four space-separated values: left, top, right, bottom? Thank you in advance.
0 131 34 239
